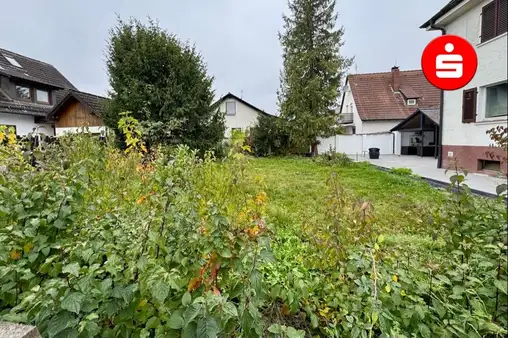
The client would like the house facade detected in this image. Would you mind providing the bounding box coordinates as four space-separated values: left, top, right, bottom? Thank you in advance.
216 93 272 137
339 67 440 135
421 0 507 174
0 48 106 137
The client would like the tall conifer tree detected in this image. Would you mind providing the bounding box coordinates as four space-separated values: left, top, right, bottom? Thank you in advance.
278 0 352 152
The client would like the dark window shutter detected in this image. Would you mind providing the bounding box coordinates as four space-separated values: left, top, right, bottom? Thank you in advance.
462 88 477 123
482 1 496 42
498 0 508 35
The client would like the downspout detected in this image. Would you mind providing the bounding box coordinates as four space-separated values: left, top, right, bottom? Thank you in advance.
429 20 446 168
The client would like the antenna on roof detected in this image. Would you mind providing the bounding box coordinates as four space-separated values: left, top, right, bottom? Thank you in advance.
240 90 243 99
354 64 358 74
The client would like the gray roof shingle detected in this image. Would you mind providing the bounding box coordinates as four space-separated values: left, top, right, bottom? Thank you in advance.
0 48 76 90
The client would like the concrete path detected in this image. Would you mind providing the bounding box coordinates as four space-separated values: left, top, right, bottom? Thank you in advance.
349 154 506 197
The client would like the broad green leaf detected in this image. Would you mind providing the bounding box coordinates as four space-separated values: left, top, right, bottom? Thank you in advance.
47 311 75 337
219 247 232 258
222 302 238 318
286 327 305 338
61 292 84 314
62 262 80 277
152 281 170 303
182 322 197 338
197 316 219 338
184 303 202 326
494 279 507 295
168 309 184 329
146 316 160 329
182 291 192 306
268 324 282 334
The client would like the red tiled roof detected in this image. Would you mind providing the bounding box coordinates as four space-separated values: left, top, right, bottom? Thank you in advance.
348 69 440 121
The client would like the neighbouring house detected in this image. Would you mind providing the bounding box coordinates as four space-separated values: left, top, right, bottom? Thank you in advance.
216 93 272 137
421 0 507 175
0 47 107 137
338 67 440 135
47 90 107 136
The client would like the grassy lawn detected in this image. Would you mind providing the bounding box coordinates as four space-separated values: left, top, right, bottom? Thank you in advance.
248 157 444 236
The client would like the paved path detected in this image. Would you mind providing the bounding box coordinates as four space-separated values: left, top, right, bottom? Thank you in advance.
349 154 506 196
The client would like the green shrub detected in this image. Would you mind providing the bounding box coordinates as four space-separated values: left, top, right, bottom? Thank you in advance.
314 147 352 166
390 167 413 176
249 114 290 156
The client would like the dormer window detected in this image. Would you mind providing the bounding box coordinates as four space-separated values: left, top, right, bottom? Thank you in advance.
3 54 22 68
36 89 50 104
15 85 31 101
407 99 417 106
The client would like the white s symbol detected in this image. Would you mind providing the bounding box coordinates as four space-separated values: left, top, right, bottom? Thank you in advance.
436 43 463 79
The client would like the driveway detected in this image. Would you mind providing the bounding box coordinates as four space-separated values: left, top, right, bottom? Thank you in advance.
349 154 506 196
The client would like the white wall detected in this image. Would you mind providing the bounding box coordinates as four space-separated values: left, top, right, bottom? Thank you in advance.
0 112 54 136
341 83 363 132
440 0 507 147
55 126 107 136
220 98 263 137
361 120 402 134
318 133 394 155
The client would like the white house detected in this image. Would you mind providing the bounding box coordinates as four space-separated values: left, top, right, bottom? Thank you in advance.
216 93 272 137
421 0 507 174
0 47 106 138
338 67 440 135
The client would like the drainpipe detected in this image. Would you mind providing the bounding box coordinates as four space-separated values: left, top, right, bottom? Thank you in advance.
429 20 446 168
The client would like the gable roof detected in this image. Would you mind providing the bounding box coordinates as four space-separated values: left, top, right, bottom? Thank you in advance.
344 69 440 121
390 108 441 132
420 0 465 29
0 48 76 90
216 93 273 116
48 90 108 119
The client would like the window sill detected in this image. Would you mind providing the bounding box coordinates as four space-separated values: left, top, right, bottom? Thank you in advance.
474 118 507 125
477 32 508 48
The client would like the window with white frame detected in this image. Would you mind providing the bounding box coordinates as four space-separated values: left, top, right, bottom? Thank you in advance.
486 82 507 118
407 99 417 105
226 101 236 116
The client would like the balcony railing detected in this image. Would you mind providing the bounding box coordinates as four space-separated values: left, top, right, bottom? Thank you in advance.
338 113 353 124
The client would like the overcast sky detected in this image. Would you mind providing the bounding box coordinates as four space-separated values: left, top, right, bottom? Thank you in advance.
0 0 446 114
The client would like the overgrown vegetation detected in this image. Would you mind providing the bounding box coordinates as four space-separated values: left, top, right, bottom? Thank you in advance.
313 147 352 167
0 122 506 337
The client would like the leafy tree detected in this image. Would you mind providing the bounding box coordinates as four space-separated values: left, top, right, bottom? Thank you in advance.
249 114 291 156
278 0 352 153
105 17 225 152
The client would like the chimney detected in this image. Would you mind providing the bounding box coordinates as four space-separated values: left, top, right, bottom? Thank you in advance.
391 66 400 92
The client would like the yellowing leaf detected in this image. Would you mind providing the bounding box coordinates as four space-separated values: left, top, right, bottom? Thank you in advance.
392 275 398 283
10 249 21 260
23 243 34 254
136 196 146 205
400 290 407 296
385 285 391 293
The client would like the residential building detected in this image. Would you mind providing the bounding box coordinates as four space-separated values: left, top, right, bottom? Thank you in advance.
338 67 440 135
0 48 106 136
421 0 507 174
216 93 272 137
47 90 107 136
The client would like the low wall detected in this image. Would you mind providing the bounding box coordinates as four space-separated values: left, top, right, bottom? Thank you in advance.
318 133 395 155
